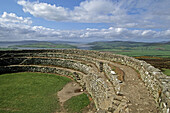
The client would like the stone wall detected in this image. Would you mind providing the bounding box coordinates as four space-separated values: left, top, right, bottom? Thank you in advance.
0 52 101 70
103 63 122 95
1 57 93 74
0 57 27 66
0 49 169 113
76 49 170 113
0 65 72 76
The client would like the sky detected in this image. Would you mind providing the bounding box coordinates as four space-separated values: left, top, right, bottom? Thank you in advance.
0 0 170 42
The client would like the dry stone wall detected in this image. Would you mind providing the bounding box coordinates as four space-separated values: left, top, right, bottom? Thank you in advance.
21 58 92 74
103 63 122 95
0 52 101 70
0 57 27 66
48 49 169 112
0 49 169 113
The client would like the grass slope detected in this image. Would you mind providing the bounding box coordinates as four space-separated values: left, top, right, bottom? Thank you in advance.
90 41 170 57
64 93 90 113
0 72 71 113
11 42 77 49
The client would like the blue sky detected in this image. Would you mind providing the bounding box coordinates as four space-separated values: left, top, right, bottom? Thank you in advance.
0 0 110 30
0 0 170 42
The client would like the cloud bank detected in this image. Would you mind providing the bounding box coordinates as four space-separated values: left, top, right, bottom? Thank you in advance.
0 12 170 42
18 0 170 28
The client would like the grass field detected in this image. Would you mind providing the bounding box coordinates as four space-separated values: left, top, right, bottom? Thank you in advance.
64 93 90 113
0 72 71 113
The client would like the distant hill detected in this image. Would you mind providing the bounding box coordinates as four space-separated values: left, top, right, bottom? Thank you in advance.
0 40 79 47
9 42 77 49
0 40 43 47
89 41 170 57
0 40 170 57
88 41 147 49
89 41 170 49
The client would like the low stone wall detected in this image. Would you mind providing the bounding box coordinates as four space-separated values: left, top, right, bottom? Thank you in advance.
0 49 169 113
0 57 92 75
21 58 92 75
0 65 72 76
103 63 121 95
85 73 110 111
51 49 169 112
0 52 101 70
0 57 27 66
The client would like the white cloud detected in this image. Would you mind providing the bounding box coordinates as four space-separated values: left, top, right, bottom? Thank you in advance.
164 30 170 36
0 12 32 24
17 0 170 29
0 12 169 42
17 0 127 23
18 0 70 21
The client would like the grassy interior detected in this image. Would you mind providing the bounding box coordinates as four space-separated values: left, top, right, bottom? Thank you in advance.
64 93 90 113
0 72 71 113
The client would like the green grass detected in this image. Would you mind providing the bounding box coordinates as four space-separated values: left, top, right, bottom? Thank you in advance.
162 68 170 76
0 72 71 113
64 93 90 113
11 42 77 49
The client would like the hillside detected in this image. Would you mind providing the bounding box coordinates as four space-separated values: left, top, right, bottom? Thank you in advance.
9 42 77 49
89 41 170 57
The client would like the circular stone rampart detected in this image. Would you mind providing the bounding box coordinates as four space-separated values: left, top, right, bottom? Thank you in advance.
0 49 169 113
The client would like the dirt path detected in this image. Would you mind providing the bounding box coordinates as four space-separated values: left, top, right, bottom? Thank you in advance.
56 81 84 113
109 62 159 113
57 82 83 103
